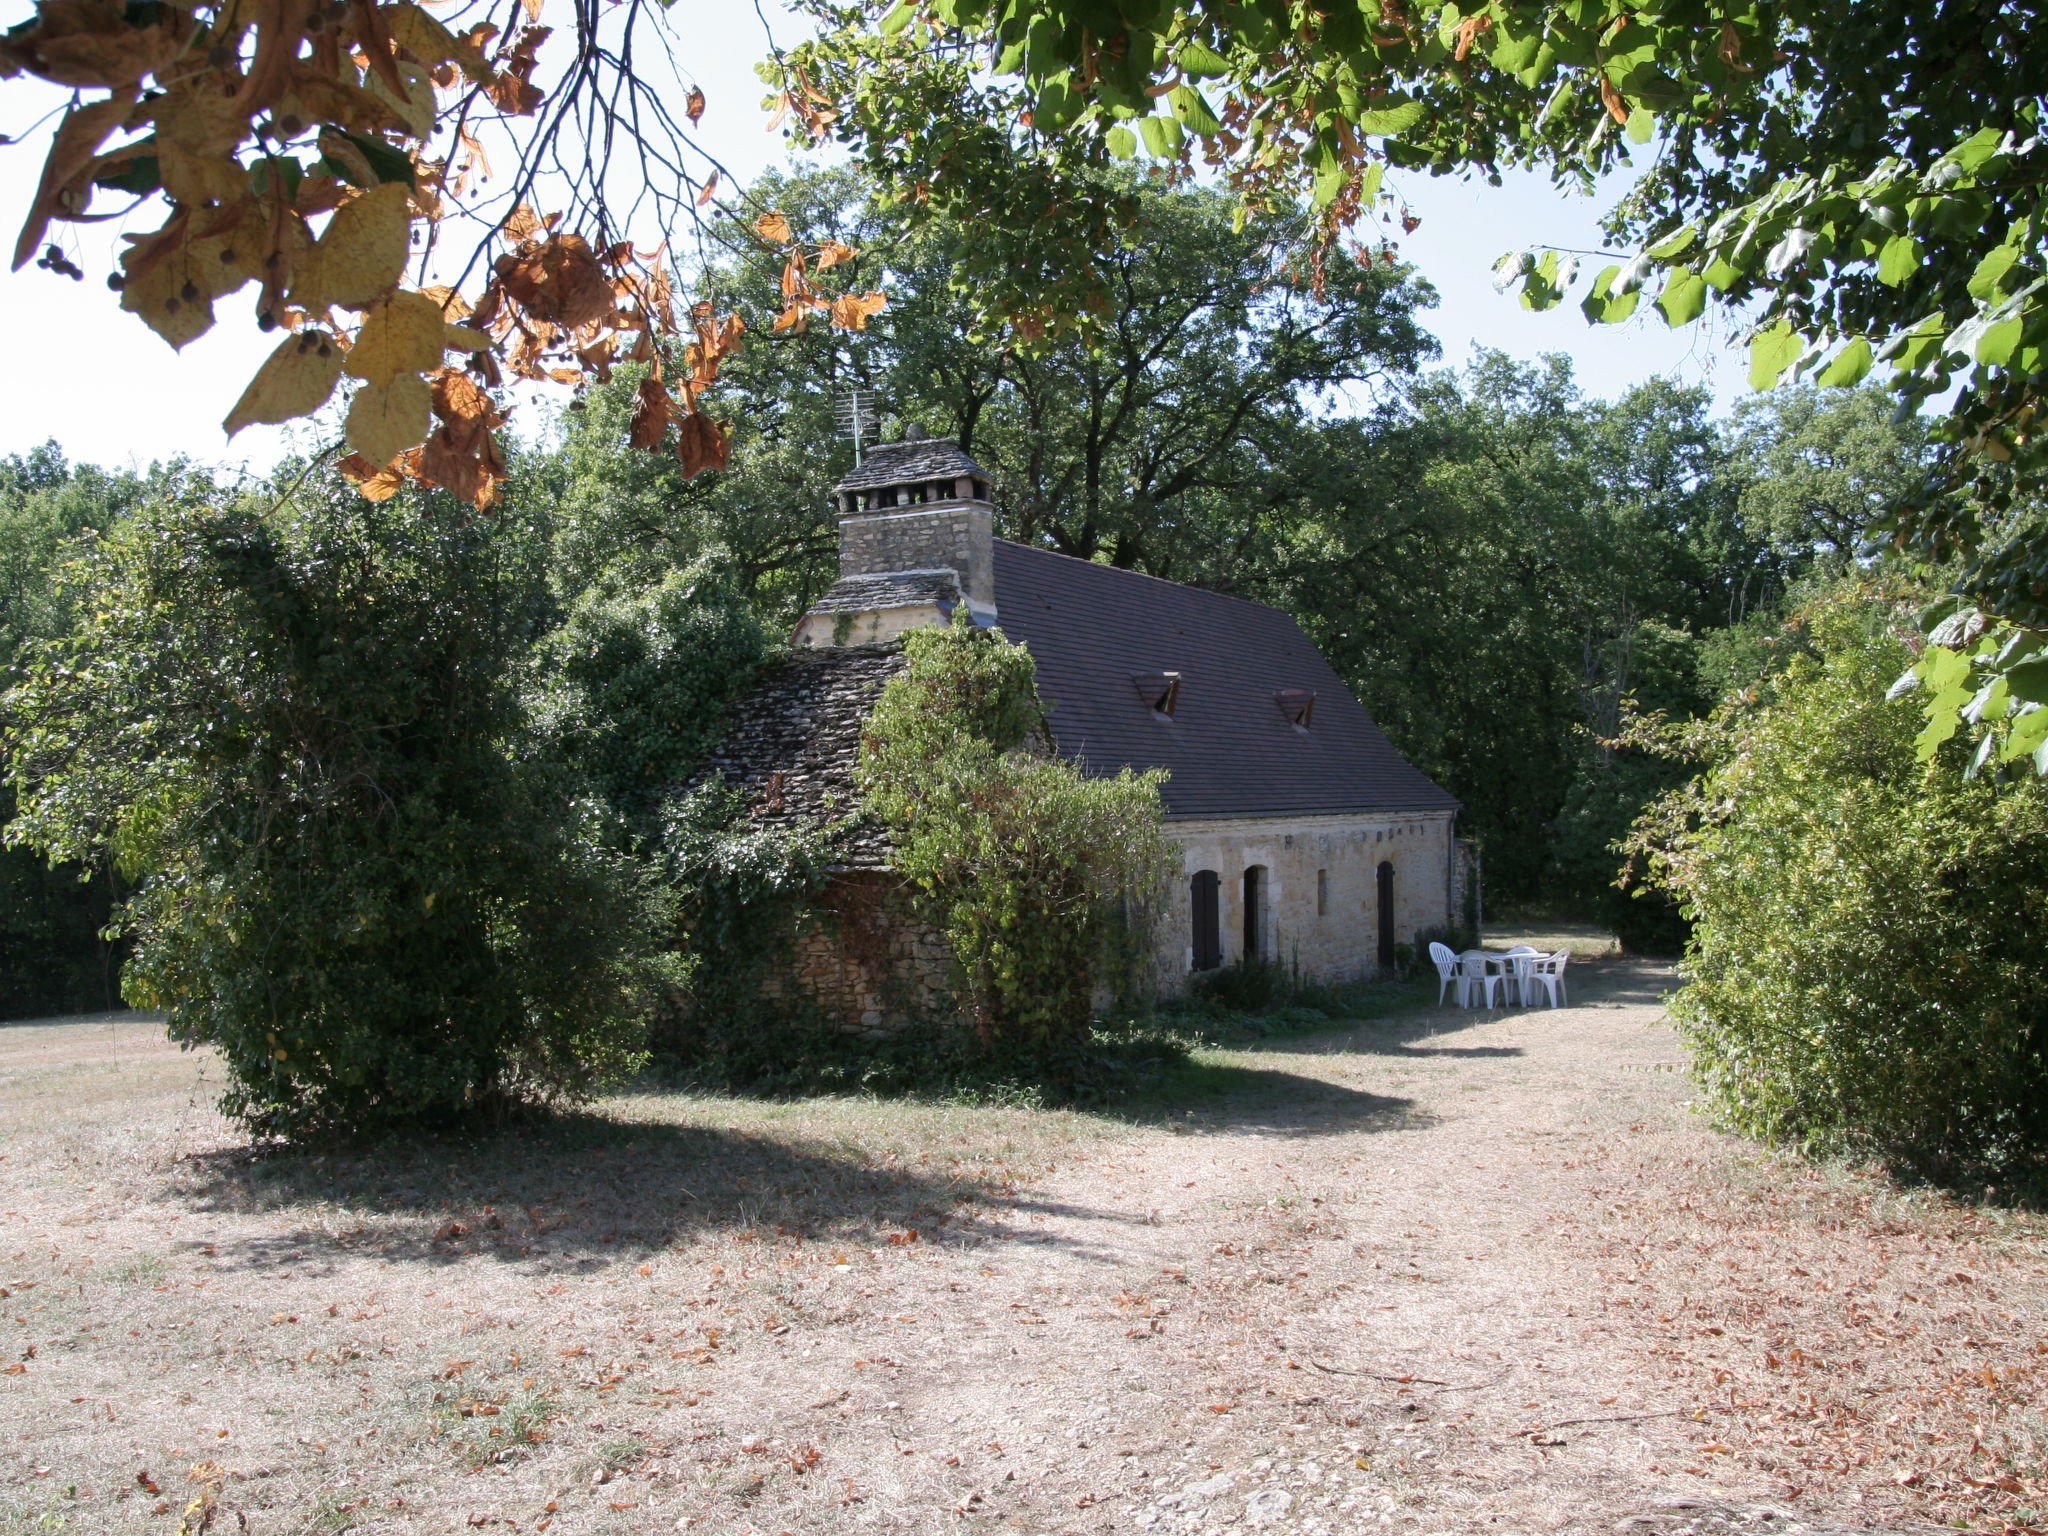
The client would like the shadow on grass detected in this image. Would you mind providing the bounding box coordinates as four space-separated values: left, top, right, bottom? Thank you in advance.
169 1057 1421 1274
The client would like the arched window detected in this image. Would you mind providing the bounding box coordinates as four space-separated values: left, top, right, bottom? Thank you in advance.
1190 870 1222 971
1376 860 1396 968
1242 865 1267 960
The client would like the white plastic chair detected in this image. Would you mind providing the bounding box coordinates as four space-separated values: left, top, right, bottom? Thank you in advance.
1526 949 1570 1007
1428 942 1460 1005
1456 950 1503 1009
1502 945 1541 1006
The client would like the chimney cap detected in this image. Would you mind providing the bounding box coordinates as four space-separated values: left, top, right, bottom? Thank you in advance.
834 436 990 497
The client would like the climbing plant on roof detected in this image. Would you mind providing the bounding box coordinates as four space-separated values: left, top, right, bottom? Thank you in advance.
858 610 1173 1049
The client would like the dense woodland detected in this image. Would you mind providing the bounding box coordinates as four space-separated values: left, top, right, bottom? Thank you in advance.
11 169 2046 1181
4 174 1925 988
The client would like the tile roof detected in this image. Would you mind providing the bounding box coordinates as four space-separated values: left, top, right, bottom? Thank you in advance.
990 540 1460 820
807 569 961 614
834 438 988 494
680 644 906 867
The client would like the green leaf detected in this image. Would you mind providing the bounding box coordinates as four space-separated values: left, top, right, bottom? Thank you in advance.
1106 123 1137 159
1747 322 1803 390
1968 243 2021 300
1355 100 1426 135
1816 335 1874 386
1646 224 1697 261
1176 39 1232 78
1976 315 2023 366
2006 655 2048 706
878 0 916 35
1915 687 1970 759
1876 233 1920 287
1138 114 1183 156
1702 256 1740 292
1167 85 1222 135
1657 268 1707 327
2002 704 2048 759
1625 106 1654 144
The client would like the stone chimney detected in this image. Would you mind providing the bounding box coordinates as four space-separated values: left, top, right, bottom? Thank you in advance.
794 434 997 648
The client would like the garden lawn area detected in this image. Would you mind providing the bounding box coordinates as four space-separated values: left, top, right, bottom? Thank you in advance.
4 965 2046 1535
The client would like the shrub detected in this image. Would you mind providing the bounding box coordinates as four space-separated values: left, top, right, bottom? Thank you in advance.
1629 584 2048 1183
858 612 1174 1049
3 496 666 1139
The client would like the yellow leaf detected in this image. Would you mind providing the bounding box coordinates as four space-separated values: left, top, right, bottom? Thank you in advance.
345 371 432 465
754 211 793 244
293 182 412 311
119 235 221 350
443 323 489 352
387 2 489 80
223 328 344 437
365 59 437 140
153 90 247 157
157 142 249 206
343 289 447 385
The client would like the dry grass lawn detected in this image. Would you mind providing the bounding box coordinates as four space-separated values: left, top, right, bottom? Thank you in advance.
3 966 2045 1536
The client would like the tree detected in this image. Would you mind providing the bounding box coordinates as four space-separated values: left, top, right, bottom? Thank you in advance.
535 166 1435 608
2 489 663 1136
859 613 1172 1047
1627 582 2048 1182
0 0 882 509
783 0 2048 723
0 444 208 1017
1726 384 1934 565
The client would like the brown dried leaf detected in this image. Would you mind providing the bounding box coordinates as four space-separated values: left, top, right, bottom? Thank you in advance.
675 409 729 477
345 369 432 465
695 170 719 207
343 288 446 385
771 302 808 334
628 375 671 450
292 181 411 311
497 233 613 328
224 327 344 437
828 291 887 330
12 87 138 270
814 240 856 271
3 0 183 89
419 283 472 321
386 1 489 80
685 84 706 124
336 450 406 500
1599 74 1629 126
754 211 793 244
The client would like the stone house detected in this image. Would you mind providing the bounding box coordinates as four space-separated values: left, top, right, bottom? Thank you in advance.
691 435 1473 1028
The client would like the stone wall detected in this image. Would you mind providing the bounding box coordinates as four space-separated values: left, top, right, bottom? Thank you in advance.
837 502 994 606
1157 809 1461 992
764 869 955 1034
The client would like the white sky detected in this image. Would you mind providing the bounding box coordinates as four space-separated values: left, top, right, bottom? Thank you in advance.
0 6 1748 475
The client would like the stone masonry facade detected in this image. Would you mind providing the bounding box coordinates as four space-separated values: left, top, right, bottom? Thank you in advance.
836 503 994 607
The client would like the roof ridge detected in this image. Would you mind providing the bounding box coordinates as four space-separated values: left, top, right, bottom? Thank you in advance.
992 538 1292 620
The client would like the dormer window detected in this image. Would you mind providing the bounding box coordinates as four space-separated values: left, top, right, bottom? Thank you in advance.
1133 671 1182 716
1275 688 1316 728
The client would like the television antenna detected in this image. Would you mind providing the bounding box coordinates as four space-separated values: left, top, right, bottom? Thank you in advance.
834 387 883 466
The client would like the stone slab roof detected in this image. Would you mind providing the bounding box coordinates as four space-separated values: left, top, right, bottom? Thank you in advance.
680 644 906 868
835 438 987 494
990 540 1461 820
807 569 960 615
